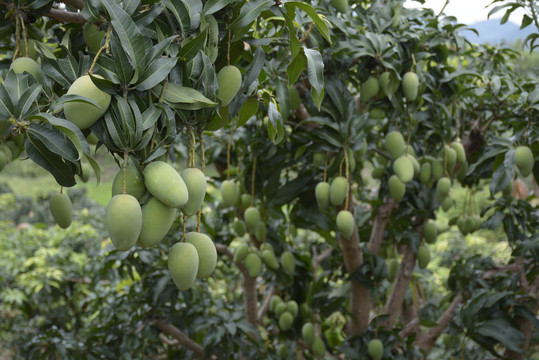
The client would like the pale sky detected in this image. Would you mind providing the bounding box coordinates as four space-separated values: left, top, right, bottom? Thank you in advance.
404 0 526 25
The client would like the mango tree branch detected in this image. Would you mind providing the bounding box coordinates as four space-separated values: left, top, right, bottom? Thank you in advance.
45 8 86 24
61 0 85 9
257 285 277 321
367 199 396 254
381 244 416 330
153 320 204 359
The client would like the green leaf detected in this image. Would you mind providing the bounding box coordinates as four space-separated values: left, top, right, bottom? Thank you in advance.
83 153 101 184
136 58 178 91
281 8 300 58
102 0 146 77
141 105 162 130
229 0 274 29
287 53 306 84
17 84 42 118
146 36 177 64
304 47 324 109
26 122 79 163
203 0 236 15
159 83 218 106
240 47 266 93
54 94 101 108
123 0 140 15
162 0 191 35
237 97 258 127
25 134 76 187
110 33 134 85
205 105 228 131
177 27 207 61
284 2 331 44
4 71 28 107
267 101 284 144
275 80 290 121
0 82 16 118
476 319 525 353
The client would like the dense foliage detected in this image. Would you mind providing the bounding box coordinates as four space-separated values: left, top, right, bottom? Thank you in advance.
0 0 537 359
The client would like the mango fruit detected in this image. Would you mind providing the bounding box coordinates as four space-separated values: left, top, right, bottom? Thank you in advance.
451 141 466 164
280 251 295 274
275 302 287 317
387 258 398 282
262 249 279 270
221 180 239 207
393 156 414 183
64 75 111 129
143 161 189 208
330 176 347 206
245 252 262 277
50 193 73 229
379 71 393 98
432 158 444 180
315 181 330 209
385 131 405 159
256 221 267 242
277 344 288 358
234 243 249 263
168 242 199 290
423 221 437 244
442 196 453 211
336 210 355 238
443 145 457 173
417 245 430 269
330 0 348 12
402 71 419 101
311 336 326 357
106 194 142 251
361 77 379 102
514 146 533 177
217 65 242 106
9 57 40 78
240 193 252 209
244 206 260 233
186 232 217 278
436 177 451 201
138 197 177 247
313 152 326 167
278 311 294 331
83 22 106 52
270 295 282 313
368 339 384 360
389 175 405 201
112 166 146 200
233 219 246 236
420 162 432 184
302 322 315 345
287 300 298 317
180 168 206 216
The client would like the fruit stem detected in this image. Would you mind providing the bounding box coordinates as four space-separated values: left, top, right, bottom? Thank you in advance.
343 148 350 210
454 102 460 140
462 187 469 217
187 126 195 168
227 118 235 180
122 150 128 194
60 186 63 194
323 152 328 183
13 13 20 60
196 130 205 233
19 13 29 58
339 156 344 177
88 26 112 74
299 22 315 43
250 155 257 207
183 214 187 242
410 53 416 72
227 29 231 66
443 143 449 177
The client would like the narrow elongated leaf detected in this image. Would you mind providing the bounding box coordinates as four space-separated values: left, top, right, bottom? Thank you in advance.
287 53 306 84
25 136 76 187
39 114 89 158
114 96 136 146
136 58 178 91
476 319 525 353
83 153 101 184
123 0 140 15
58 56 79 83
159 83 218 105
26 123 79 163
285 2 331 44
203 0 235 15
4 71 28 107
275 80 289 121
110 34 134 85
103 110 126 150
281 7 300 58
128 98 143 143
17 84 42 117
102 0 146 76
55 94 100 108
237 97 258 127
229 0 273 29
0 83 16 118
146 36 177 64
240 47 265 93
304 47 324 109
178 27 207 61
162 0 191 35
141 105 162 130
267 101 284 144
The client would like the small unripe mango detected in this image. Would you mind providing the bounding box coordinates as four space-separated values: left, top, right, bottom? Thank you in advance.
262 249 279 270
277 344 288 358
186 232 217 278
221 180 239 207
311 336 326 357
420 162 432 184
417 245 430 269
234 243 249 263
181 168 206 216
442 196 453 211
270 295 282 313
514 146 533 177
245 252 262 277
217 65 242 106
287 300 298 318
436 177 451 200
138 197 177 247
256 221 267 242
240 193 252 209
233 219 246 236
389 175 405 201
275 302 287 317
330 176 347 206
423 221 437 244
385 131 406 159
361 77 379 102
106 194 142 251
302 322 315 345
387 259 399 282
278 311 294 331
144 161 189 208
393 156 414 183
280 251 295 274
64 75 111 129
112 167 146 200
443 145 457 173
9 57 40 78
368 339 384 360
432 159 444 180
451 141 466 164
50 193 73 229
315 181 330 209
402 71 419 101
244 207 260 233
168 242 199 290
336 210 355 238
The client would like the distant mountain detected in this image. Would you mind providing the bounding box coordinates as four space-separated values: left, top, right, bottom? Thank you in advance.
461 19 535 45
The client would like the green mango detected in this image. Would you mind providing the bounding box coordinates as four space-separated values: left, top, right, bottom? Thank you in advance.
388 175 405 201
270 295 282 313
64 75 111 129
361 77 380 102
368 339 384 360
180 168 207 216
451 141 466 164
286 300 298 318
50 193 73 229
245 252 262 277
315 181 330 209
436 177 451 201
138 197 177 247
514 146 533 177
168 242 199 290
417 245 430 269
387 258 399 282
423 221 437 244
420 162 432 184
106 194 142 251
385 131 406 159
393 156 414 183
186 232 217 278
280 251 295 275
143 161 189 208
302 322 315 345
233 219 246 236
221 180 239 207
217 65 242 105
278 311 294 331
311 336 326 357
240 193 252 209
9 57 40 78
112 166 146 200
261 249 279 270
402 71 419 101
432 158 444 180
275 302 287 317
330 176 347 206
336 210 355 238
244 207 260 233
234 243 249 263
